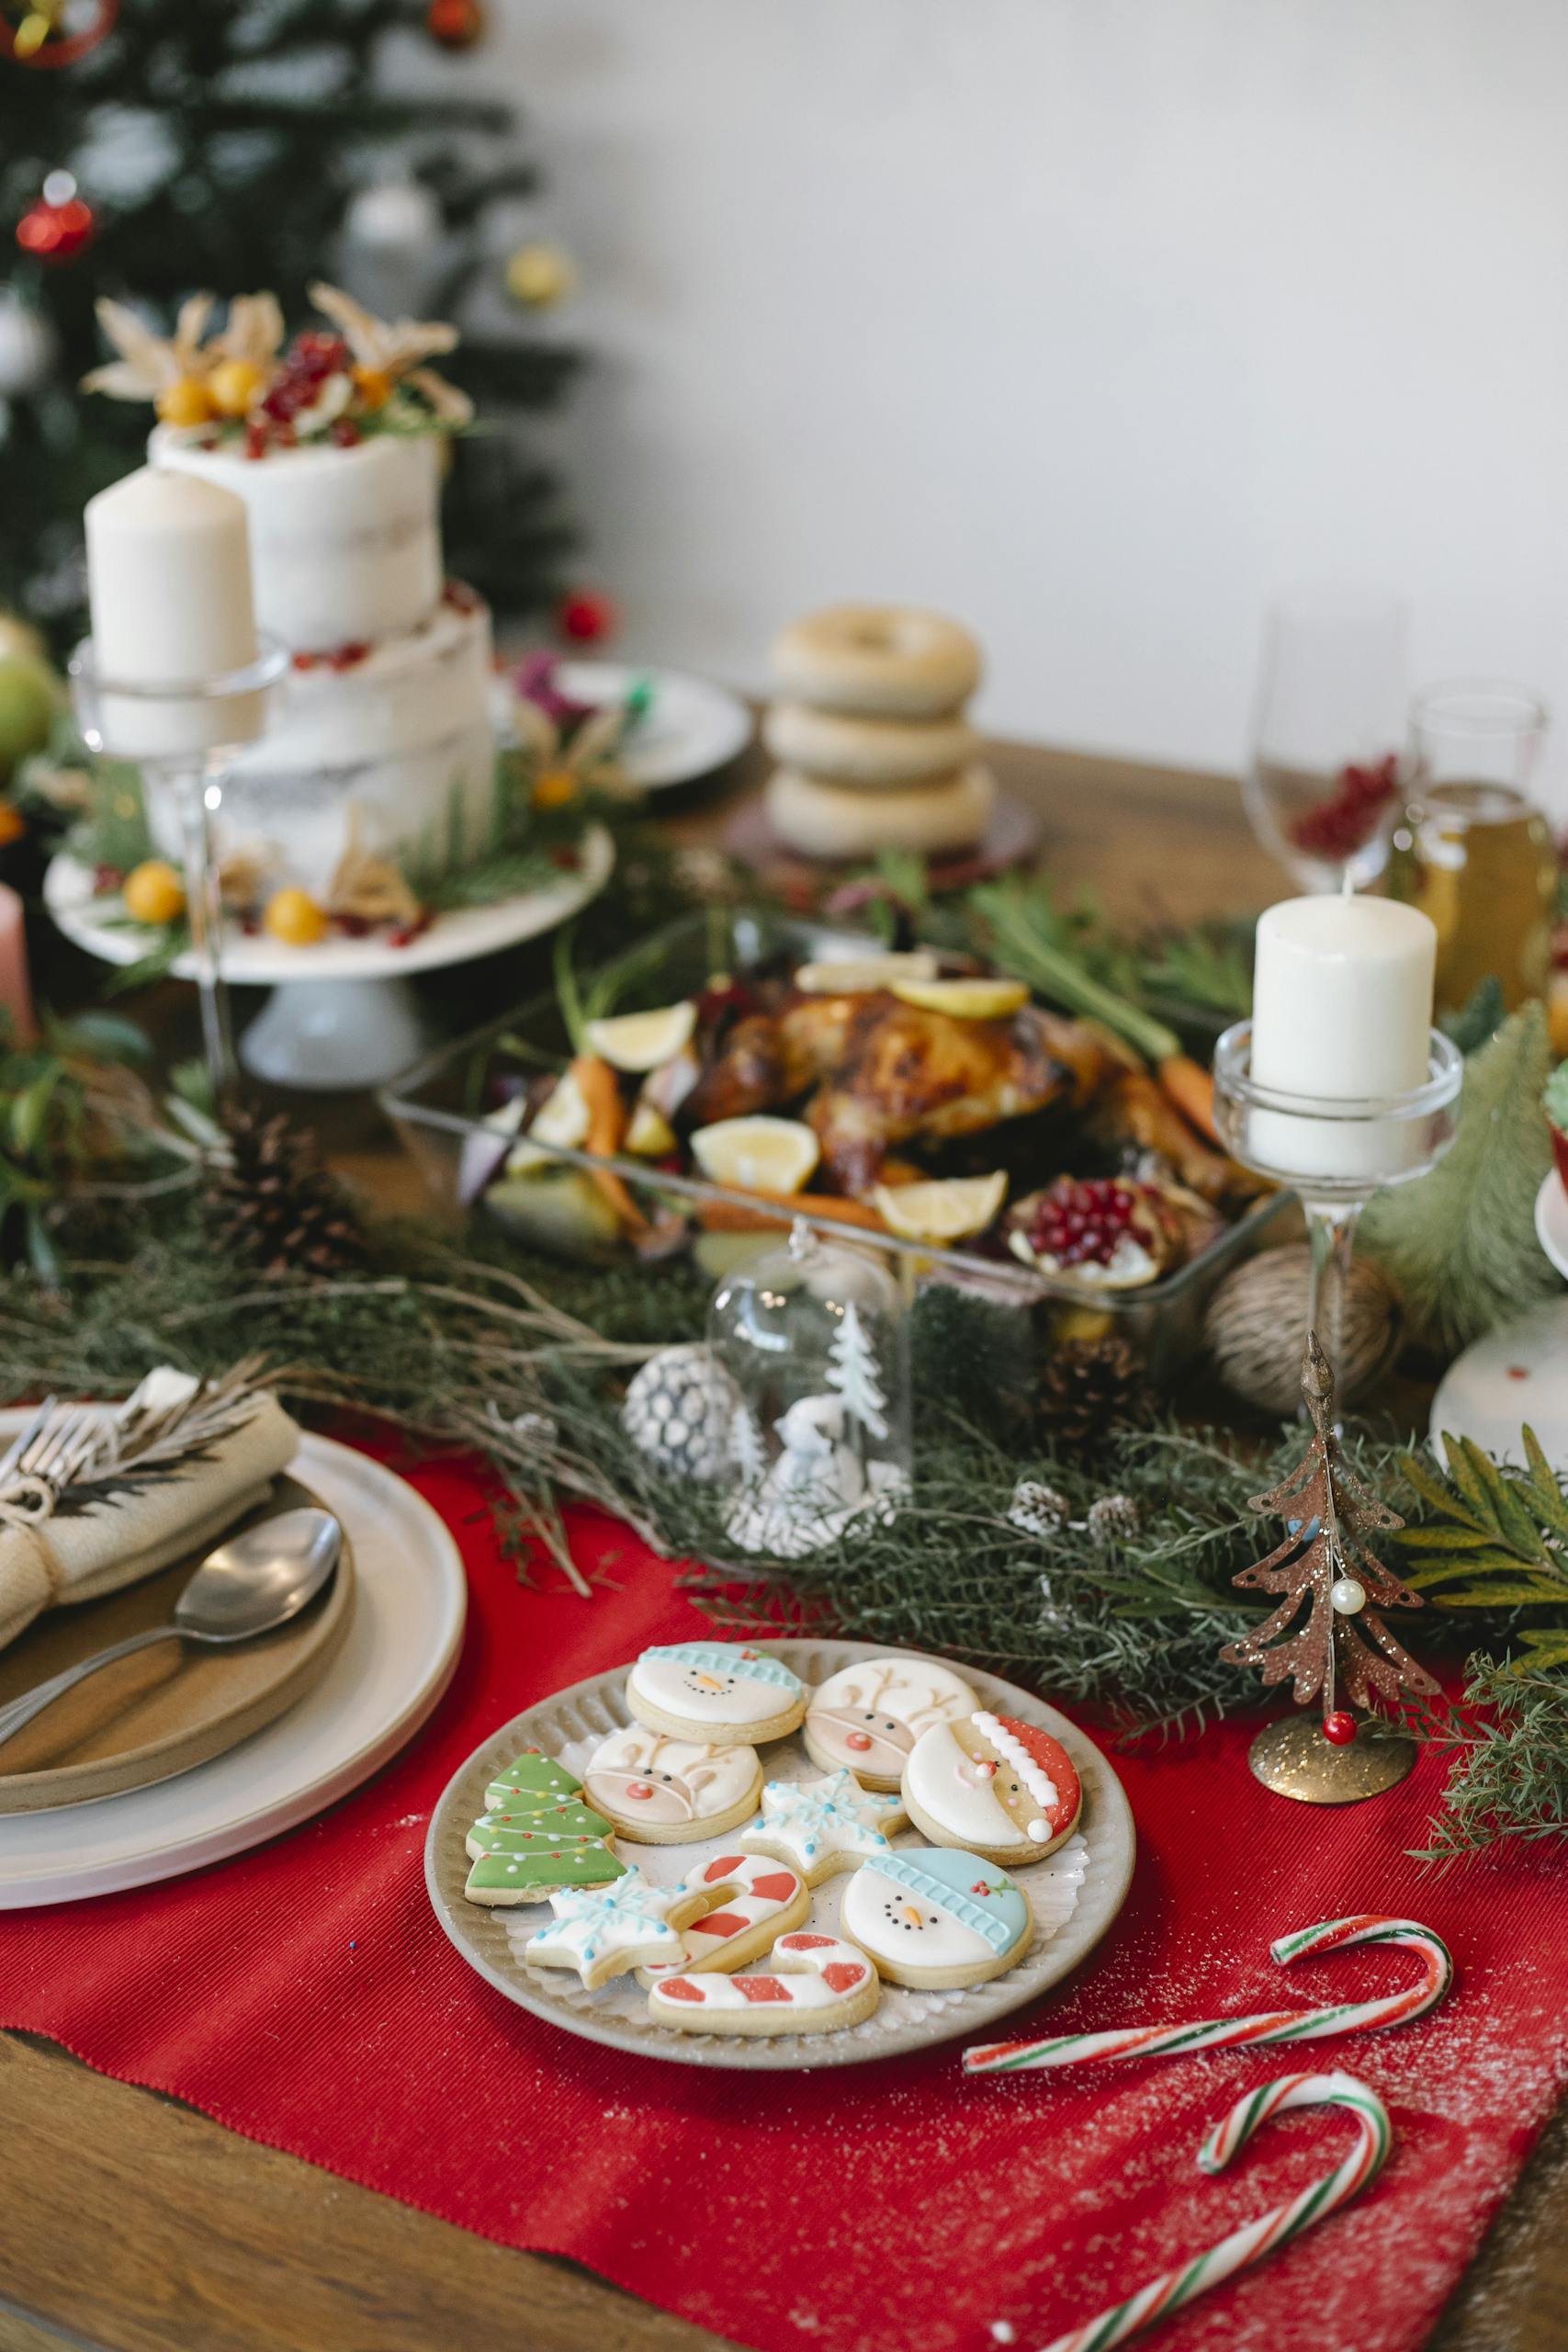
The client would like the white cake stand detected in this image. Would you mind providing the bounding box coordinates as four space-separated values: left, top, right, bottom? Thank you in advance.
44 824 614 1091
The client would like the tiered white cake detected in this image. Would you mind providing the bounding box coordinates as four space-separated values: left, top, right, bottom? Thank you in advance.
146 428 495 895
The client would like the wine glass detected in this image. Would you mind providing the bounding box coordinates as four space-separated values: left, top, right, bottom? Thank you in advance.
1243 586 1409 892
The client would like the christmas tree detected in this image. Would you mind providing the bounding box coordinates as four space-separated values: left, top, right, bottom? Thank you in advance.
826 1301 890 1443
0 0 578 645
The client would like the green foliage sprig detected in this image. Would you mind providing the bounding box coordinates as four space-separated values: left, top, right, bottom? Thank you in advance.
1412 1658 1568 1865
1399 1428 1568 1672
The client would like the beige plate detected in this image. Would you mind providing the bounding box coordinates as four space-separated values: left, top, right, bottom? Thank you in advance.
424 1640 1135 2071
0 1475 354 1814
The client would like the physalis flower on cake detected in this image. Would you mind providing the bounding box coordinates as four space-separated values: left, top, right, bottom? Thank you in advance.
82 282 472 455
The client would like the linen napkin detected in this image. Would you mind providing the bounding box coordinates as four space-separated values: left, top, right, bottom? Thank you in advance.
0 1368 301 1654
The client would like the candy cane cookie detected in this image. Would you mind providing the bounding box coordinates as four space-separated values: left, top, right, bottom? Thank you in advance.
1021 2071 1392 2352
903 1710 1081 1866
648 1931 882 2037
637 1851 811 1985
964 1915 1453 2075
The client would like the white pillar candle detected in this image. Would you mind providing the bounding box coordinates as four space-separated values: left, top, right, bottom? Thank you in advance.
85 467 262 757
1248 896 1438 1182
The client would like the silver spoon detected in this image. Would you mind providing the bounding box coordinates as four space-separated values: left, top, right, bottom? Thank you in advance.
0 1507 343 1754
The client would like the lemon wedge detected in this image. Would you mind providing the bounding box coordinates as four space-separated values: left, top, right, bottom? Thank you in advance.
872 1170 1008 1243
506 1069 591 1174
691 1115 820 1195
795 951 940 996
626 1099 677 1158
889 977 1029 1020
584 1001 697 1073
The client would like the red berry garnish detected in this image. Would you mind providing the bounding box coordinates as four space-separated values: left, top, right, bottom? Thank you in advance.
331 417 362 447
291 650 319 673
329 641 370 673
1025 1176 1153 1270
1322 1711 1358 1747
1286 752 1401 861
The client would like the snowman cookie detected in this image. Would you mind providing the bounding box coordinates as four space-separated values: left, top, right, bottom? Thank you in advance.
637 1850 811 1984
647 1931 882 2037
464 1747 626 1906
521 1868 709 1989
902 1711 1081 1865
803 1655 978 1791
739 1767 906 1885
840 1847 1032 1988
582 1724 763 1845
626 1641 807 1746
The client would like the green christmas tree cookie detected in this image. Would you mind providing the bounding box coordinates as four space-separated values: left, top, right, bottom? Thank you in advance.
464 1747 627 1907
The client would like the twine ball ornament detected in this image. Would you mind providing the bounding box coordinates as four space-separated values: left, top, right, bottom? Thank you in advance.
1203 1243 1400 1416
622 1344 744 1483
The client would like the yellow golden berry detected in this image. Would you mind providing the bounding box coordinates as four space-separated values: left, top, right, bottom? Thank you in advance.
207 358 266 419
264 888 330 946
352 364 393 410
123 859 186 926
531 768 578 811
154 376 216 428
505 243 576 310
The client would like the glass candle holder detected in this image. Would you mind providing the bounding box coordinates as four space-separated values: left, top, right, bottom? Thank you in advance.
69 635 287 1097
1213 1023 1462 1396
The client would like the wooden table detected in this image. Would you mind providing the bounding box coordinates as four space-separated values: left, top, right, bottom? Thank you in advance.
4 739 1563 2352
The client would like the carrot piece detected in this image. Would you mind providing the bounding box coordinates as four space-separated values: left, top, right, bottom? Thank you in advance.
1156 1052 1222 1148
569 1053 648 1231
695 1189 890 1236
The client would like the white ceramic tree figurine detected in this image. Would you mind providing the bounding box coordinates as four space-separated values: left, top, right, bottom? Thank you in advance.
826 1301 889 1442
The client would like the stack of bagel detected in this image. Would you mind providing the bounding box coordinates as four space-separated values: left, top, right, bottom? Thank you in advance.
763 604 991 861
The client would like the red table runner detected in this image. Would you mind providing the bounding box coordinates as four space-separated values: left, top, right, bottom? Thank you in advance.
4 1442 1566 2352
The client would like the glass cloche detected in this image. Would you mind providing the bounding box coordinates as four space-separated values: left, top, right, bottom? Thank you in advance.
708 1220 912 1558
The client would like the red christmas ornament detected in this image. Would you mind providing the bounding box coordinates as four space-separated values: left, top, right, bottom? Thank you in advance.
424 0 483 47
15 173 95 265
558 588 616 646
1322 1710 1359 1747
0 0 118 67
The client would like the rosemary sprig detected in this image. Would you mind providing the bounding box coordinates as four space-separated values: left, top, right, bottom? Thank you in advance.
969 878 1180 1063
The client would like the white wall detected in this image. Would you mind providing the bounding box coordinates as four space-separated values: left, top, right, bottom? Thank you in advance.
434 0 1568 785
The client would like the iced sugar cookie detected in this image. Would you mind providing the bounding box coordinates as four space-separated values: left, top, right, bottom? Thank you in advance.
464 1747 626 1906
625 1641 807 1746
521 1868 709 1990
803 1655 979 1791
840 1847 1032 1989
637 1851 811 1984
648 1931 882 2037
582 1724 762 1845
739 1767 905 1885
902 1711 1081 1866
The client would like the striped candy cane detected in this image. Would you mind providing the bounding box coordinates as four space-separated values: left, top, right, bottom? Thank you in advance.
964 1916 1451 2076
1032 2069 1392 2352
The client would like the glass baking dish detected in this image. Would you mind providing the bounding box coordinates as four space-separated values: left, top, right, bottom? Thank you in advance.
381 908 1294 1381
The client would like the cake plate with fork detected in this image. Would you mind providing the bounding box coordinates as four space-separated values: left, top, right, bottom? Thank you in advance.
43 823 614 1092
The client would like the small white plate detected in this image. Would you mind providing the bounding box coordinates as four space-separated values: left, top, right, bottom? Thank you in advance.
43 824 613 986
1428 1297 1568 1470
1535 1170 1568 1281
425 1641 1135 2071
0 1430 466 1906
555 662 752 790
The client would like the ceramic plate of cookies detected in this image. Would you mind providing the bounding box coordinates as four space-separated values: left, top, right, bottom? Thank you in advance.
424 1638 1135 2070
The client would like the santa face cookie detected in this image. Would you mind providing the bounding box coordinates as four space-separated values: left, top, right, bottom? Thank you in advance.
902 1711 1081 1865
803 1656 978 1790
582 1724 762 1845
840 1847 1032 1989
464 1747 626 1905
739 1767 905 1885
521 1868 708 1989
647 1931 881 2037
626 1641 807 1746
637 1850 810 1984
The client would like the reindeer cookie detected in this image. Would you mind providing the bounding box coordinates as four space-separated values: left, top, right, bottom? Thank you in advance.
637 1851 810 1984
582 1725 763 1845
840 1847 1032 1989
625 1641 807 1746
902 1711 1081 1866
647 1931 882 2037
803 1655 978 1790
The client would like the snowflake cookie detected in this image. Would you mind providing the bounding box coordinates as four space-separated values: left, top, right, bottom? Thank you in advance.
739 1767 906 1885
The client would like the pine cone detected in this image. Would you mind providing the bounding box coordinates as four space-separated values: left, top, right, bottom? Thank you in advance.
1036 1336 1149 1448
208 1107 366 1280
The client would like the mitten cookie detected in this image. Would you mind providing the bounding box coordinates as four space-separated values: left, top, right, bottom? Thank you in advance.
648 1931 882 2037
803 1656 977 1790
625 1641 807 1746
902 1711 1081 1866
582 1724 762 1845
840 1847 1032 1988
464 1747 626 1906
